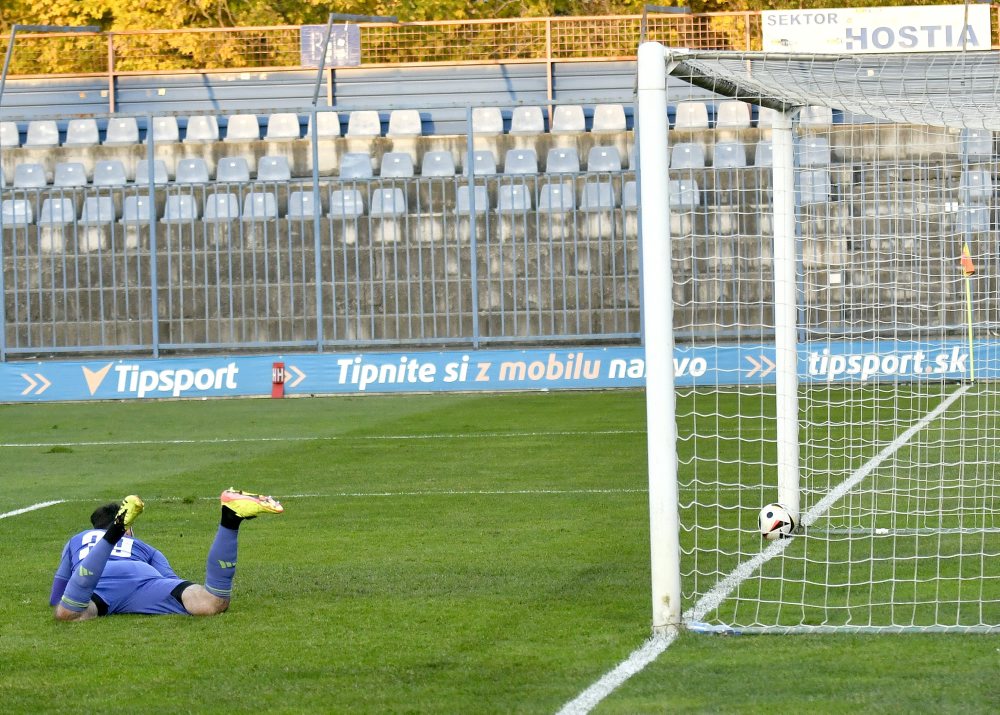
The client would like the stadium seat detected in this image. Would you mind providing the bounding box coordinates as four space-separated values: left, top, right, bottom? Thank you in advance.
545 147 580 174
580 181 616 211
509 106 544 135
216 157 251 183
587 145 622 172
346 110 381 137
592 103 626 132
163 194 199 222
339 153 374 179
503 148 538 175
622 180 638 209
54 162 88 187
25 120 59 147
471 107 503 135
243 192 278 221
265 113 301 141
329 189 365 218
456 185 489 214
673 100 709 129
497 184 531 213
1 199 33 226
387 109 422 137
80 196 116 225
669 179 700 209
64 119 99 146
715 101 752 129
148 116 180 144
798 169 831 204
961 128 993 159
306 111 341 138
14 163 47 188
184 115 220 143
122 195 154 224
257 156 291 181
670 143 706 169
799 137 831 167
38 198 76 226
754 140 773 167
175 158 210 184
960 169 993 203
93 160 128 187
380 152 415 178
799 105 833 126
204 193 240 221
420 151 456 177
225 113 260 141
105 117 140 145
551 105 585 133
961 206 991 233
756 107 779 128
134 159 169 185
713 141 747 168
464 150 497 175
370 188 407 217
538 181 575 213
287 191 318 219
0 121 19 147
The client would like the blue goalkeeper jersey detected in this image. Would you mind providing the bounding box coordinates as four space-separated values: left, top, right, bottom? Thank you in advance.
50 529 181 609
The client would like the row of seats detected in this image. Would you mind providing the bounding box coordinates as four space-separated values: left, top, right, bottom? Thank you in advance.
0 181 643 226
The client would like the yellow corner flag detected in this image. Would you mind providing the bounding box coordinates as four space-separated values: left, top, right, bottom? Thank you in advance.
961 243 975 381
961 243 976 276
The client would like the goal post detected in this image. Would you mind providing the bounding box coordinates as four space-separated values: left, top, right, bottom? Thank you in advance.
636 41 1000 634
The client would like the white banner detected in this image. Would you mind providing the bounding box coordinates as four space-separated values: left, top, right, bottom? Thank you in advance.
762 5 991 54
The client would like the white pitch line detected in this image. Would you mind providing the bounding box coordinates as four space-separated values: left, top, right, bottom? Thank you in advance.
557 382 971 714
0 500 65 520
0 429 642 449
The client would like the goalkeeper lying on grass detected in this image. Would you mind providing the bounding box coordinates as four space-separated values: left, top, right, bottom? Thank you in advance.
50 489 283 621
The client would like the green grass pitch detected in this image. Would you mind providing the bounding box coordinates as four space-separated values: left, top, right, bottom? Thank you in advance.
0 391 996 713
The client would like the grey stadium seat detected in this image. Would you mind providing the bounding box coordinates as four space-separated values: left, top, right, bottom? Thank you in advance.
1 199 33 226
340 153 374 179
134 159 169 185
25 120 59 147
149 116 180 144
715 101 751 129
503 148 538 175
497 184 531 213
670 142 706 169
64 118 99 146
265 113 301 141
122 195 154 224
387 110 422 137
587 146 622 172
551 105 585 133
216 157 251 183
243 192 278 221
509 106 544 135
54 162 88 187
380 152 415 178
592 104 626 132
545 147 580 174
287 191 318 219
669 180 700 209
580 181 616 211
471 107 503 136
329 189 365 218
538 181 575 213
456 185 489 214
80 196 116 225
713 141 747 169
798 170 831 204
961 128 993 159
39 198 76 226
204 193 240 221
306 111 341 139
464 150 497 176
0 121 19 147
370 188 407 217
175 158 210 184
420 151 456 177
799 137 831 167
257 156 291 181
184 115 220 143
960 169 993 204
673 101 709 129
93 160 128 187
346 110 381 137
14 163 47 188
163 195 199 222
622 180 638 209
225 114 260 142
754 140 773 167
105 117 140 145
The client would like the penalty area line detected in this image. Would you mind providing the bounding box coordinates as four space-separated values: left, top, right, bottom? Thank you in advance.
0 500 65 520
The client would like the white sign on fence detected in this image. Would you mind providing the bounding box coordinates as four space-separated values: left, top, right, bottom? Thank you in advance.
762 5 991 54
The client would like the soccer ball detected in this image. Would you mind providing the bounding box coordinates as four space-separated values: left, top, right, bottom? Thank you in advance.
758 503 796 540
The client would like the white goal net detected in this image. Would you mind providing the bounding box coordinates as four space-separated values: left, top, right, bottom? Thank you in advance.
637 43 1000 634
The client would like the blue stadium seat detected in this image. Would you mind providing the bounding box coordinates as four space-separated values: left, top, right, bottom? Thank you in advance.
204 193 240 222
134 159 169 185
39 198 76 226
184 115 219 143
163 195 199 222
503 148 538 175
243 192 278 221
54 162 88 188
545 147 580 174
105 117 139 145
339 153 374 179
551 105 585 133
80 196 116 225
1 199 32 226
25 120 59 147
669 180 700 209
64 119 99 146
580 181 616 211
216 157 251 183
587 145 622 172
670 142 705 169
716 100 751 129
0 121 19 147
122 195 154 224
509 106 544 135
225 114 260 142
471 107 503 136
592 104 626 132
387 110 422 137
265 113 301 141
464 150 497 175
257 156 291 181
798 169 831 204
370 188 407 217
380 152 415 178
329 189 365 218
347 110 381 137
287 191 318 219
420 151 456 177
14 163 47 188
456 185 489 214
673 100 709 129
93 160 128 187
713 141 747 168
306 111 341 138
175 158 210 184
149 116 179 143
538 181 575 213
497 184 531 213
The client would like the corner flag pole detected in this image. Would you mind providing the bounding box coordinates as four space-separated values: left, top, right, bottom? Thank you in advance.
961 243 976 382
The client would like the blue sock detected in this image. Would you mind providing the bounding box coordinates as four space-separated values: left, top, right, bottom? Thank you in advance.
204 525 240 598
60 528 121 611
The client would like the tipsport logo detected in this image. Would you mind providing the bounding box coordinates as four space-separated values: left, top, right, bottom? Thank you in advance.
807 347 969 382
82 362 240 398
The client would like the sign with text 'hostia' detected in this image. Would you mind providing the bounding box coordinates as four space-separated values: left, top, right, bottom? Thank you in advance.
300 24 361 67
762 5 990 54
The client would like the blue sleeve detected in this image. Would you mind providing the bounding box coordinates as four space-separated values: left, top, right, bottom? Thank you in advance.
49 542 73 606
147 548 178 579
